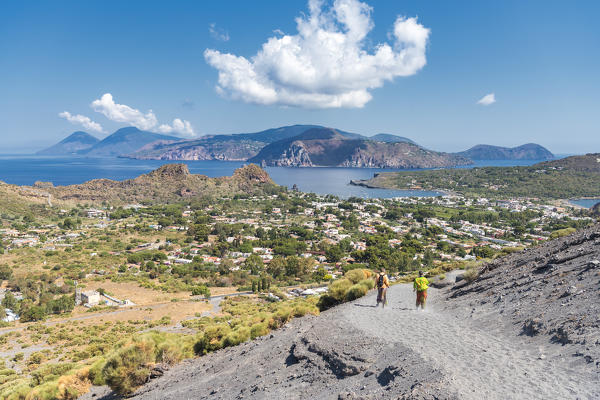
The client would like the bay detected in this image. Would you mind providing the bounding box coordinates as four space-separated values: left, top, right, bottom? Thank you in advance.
0 155 554 199
569 199 600 209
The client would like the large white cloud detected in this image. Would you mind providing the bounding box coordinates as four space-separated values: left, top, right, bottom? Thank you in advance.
58 111 105 133
90 93 196 137
204 0 430 109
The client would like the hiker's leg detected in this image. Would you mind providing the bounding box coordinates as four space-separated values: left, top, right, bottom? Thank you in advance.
421 291 427 309
415 292 420 308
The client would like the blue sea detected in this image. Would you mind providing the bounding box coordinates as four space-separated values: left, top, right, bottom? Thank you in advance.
0 155 566 199
569 199 600 209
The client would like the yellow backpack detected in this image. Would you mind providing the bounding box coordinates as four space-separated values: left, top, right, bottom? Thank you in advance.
415 277 428 291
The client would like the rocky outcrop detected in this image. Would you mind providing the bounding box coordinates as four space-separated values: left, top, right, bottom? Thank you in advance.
42 164 278 205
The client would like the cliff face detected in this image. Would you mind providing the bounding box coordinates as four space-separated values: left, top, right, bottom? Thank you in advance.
129 138 266 161
249 128 471 168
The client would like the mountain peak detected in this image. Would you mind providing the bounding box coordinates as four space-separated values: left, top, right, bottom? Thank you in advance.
36 131 99 155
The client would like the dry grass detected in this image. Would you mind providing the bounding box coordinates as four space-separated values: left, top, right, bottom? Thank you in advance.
83 281 191 305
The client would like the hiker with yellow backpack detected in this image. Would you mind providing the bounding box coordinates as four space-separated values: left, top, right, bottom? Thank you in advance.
414 270 429 310
375 268 390 307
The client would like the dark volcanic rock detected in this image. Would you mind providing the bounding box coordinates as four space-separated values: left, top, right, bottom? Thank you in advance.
449 223 600 365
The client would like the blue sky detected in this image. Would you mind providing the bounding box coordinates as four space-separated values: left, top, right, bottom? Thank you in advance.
1 0 598 153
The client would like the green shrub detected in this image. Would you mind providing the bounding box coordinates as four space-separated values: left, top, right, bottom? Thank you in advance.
345 283 368 301
329 279 353 301
463 268 479 283
358 278 375 290
194 324 232 355
345 269 371 284
88 358 106 386
549 227 576 239
102 339 155 395
156 341 183 365
269 307 293 329
223 327 250 348
250 323 269 339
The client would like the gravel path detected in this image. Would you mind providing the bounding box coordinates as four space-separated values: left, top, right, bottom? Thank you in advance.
349 283 599 400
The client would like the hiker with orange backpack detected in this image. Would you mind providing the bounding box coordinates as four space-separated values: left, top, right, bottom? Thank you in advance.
414 270 429 310
375 268 390 307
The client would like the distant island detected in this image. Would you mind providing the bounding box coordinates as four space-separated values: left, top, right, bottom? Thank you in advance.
36 131 100 155
38 124 555 169
247 127 469 168
350 153 600 199
456 143 554 160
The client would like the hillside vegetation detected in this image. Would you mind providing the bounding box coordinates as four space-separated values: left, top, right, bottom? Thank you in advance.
352 153 600 199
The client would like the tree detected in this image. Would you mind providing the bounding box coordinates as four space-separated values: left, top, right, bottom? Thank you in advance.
472 246 496 259
261 276 270 291
266 256 285 279
61 218 77 230
20 305 47 322
191 285 210 298
325 246 343 263
1 292 17 310
245 254 264 275
285 256 300 277
313 267 327 282
0 265 12 280
46 295 74 314
423 249 435 268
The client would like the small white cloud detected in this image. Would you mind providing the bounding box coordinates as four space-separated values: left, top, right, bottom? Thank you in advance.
90 93 196 137
91 93 158 130
477 93 496 106
209 23 230 42
204 0 430 109
58 111 105 133
157 118 196 138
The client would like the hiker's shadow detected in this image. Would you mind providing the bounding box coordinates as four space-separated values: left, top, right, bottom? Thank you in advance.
354 304 378 308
